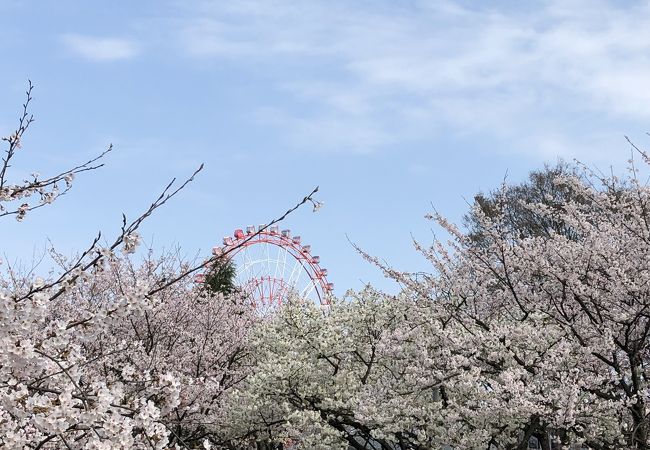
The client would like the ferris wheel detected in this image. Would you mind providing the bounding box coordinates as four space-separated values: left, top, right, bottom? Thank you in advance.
202 225 333 312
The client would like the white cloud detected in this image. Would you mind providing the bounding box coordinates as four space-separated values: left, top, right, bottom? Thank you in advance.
62 34 139 62
170 0 650 158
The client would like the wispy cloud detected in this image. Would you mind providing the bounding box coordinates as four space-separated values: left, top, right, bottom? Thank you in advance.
62 34 139 62
256 106 392 154
170 0 650 158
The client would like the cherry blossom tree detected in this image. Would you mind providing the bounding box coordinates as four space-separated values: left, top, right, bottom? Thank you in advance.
227 153 650 449
0 83 317 449
430 156 650 448
58 250 256 448
378 154 650 449
219 288 467 450
224 288 570 450
0 83 208 449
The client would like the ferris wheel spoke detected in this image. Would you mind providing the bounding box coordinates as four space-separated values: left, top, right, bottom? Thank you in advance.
283 246 292 280
235 246 249 285
276 246 285 281
273 245 282 280
264 242 272 282
286 255 304 291
301 275 317 298
239 245 253 278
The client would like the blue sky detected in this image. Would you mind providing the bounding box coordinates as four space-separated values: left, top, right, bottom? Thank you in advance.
1 0 649 294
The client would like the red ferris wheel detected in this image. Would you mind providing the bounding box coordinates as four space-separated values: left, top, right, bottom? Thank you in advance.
206 225 333 312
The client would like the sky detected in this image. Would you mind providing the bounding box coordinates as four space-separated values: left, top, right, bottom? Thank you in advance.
1 0 650 295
